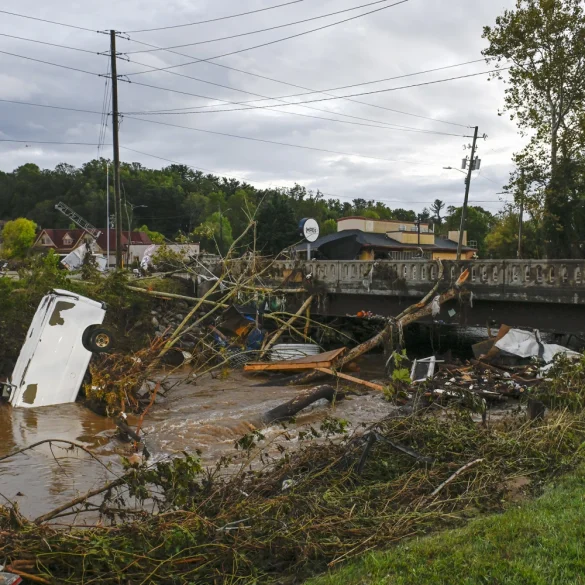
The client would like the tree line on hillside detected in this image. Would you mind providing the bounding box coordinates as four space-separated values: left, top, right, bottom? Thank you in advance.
0 158 540 259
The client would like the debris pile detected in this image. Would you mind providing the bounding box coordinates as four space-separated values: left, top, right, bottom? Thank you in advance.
426 361 531 403
3 406 585 584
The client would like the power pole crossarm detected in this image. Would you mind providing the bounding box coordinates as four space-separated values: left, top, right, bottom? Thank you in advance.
110 30 123 269
457 125 479 261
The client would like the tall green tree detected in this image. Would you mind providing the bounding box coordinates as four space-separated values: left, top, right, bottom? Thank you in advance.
483 0 585 257
2 218 37 258
256 194 298 255
485 204 543 258
444 206 496 256
192 212 233 255
321 218 338 236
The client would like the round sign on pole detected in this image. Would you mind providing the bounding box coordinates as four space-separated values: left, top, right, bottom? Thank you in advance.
300 218 320 242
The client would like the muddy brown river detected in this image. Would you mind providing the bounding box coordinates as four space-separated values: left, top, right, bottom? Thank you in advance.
0 356 396 520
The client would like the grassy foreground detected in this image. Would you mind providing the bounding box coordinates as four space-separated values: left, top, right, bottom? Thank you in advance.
307 466 585 585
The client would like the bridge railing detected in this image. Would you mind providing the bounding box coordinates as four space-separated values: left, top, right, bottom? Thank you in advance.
268 259 585 290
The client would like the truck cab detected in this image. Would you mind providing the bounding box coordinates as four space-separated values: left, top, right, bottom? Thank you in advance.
5 289 111 408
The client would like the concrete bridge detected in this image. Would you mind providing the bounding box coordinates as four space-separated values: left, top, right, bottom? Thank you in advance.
266 259 585 334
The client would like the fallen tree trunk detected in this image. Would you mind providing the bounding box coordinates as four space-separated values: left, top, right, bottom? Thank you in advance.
259 385 343 425
291 285 467 386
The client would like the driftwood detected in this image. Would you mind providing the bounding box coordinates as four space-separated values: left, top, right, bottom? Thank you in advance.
259 385 344 425
291 283 466 386
314 368 386 392
34 475 127 524
429 458 484 498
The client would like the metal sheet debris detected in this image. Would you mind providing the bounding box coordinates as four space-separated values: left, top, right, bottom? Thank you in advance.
495 328 581 363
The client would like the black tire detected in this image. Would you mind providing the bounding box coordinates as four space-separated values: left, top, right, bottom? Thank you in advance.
83 327 114 353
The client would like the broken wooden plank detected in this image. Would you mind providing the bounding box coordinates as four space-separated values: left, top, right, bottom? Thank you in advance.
244 347 346 372
314 367 386 392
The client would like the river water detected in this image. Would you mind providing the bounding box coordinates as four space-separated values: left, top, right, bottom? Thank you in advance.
0 356 397 521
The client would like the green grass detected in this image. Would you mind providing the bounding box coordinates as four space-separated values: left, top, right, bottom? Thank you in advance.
307 468 585 585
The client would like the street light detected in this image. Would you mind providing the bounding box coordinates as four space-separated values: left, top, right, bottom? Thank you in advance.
443 166 468 177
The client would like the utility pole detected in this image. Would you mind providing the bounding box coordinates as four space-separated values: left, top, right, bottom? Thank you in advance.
110 30 122 269
106 162 110 269
457 125 479 260
517 169 525 259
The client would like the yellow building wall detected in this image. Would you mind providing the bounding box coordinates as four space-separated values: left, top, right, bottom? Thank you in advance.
338 217 431 234
448 231 467 246
337 218 367 231
389 232 435 245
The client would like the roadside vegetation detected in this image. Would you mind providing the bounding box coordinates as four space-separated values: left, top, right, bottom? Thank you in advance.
306 464 585 585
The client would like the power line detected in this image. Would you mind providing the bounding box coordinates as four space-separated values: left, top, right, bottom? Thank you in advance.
120 36 474 128
124 0 409 76
126 0 307 34
0 33 105 55
123 68 507 119
127 0 408 54
120 62 470 137
0 50 101 76
134 58 486 114
119 58 482 132
124 70 458 132
0 9 99 33
0 98 103 115
124 115 452 164
0 139 103 145
130 97 465 136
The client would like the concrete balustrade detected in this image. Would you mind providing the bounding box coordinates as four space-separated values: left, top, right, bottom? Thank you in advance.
264 259 585 305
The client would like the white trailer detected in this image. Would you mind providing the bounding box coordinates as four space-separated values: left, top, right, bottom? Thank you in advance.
7 289 112 408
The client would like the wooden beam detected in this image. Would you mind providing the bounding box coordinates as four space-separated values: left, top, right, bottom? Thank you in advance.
314 368 386 392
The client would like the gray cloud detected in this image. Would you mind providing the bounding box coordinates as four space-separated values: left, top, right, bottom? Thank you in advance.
0 0 521 215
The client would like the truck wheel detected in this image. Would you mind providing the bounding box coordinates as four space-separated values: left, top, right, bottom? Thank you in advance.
84 328 113 353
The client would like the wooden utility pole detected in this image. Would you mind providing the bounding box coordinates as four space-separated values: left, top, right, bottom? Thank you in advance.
110 30 123 269
517 169 525 259
457 125 479 260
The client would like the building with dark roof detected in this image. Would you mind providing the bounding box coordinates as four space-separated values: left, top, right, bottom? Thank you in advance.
296 217 476 261
34 228 153 266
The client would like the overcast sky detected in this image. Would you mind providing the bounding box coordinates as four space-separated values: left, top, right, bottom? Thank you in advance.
0 0 522 215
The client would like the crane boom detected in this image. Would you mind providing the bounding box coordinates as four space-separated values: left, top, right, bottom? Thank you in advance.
54 202 102 239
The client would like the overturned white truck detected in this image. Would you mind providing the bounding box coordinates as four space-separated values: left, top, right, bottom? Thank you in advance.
5 289 112 408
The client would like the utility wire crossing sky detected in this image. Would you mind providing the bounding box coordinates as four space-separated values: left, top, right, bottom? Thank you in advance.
0 0 520 213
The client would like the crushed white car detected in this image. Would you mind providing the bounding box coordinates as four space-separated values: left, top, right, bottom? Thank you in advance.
4 289 112 408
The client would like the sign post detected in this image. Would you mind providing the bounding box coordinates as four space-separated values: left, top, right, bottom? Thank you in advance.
299 218 320 261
